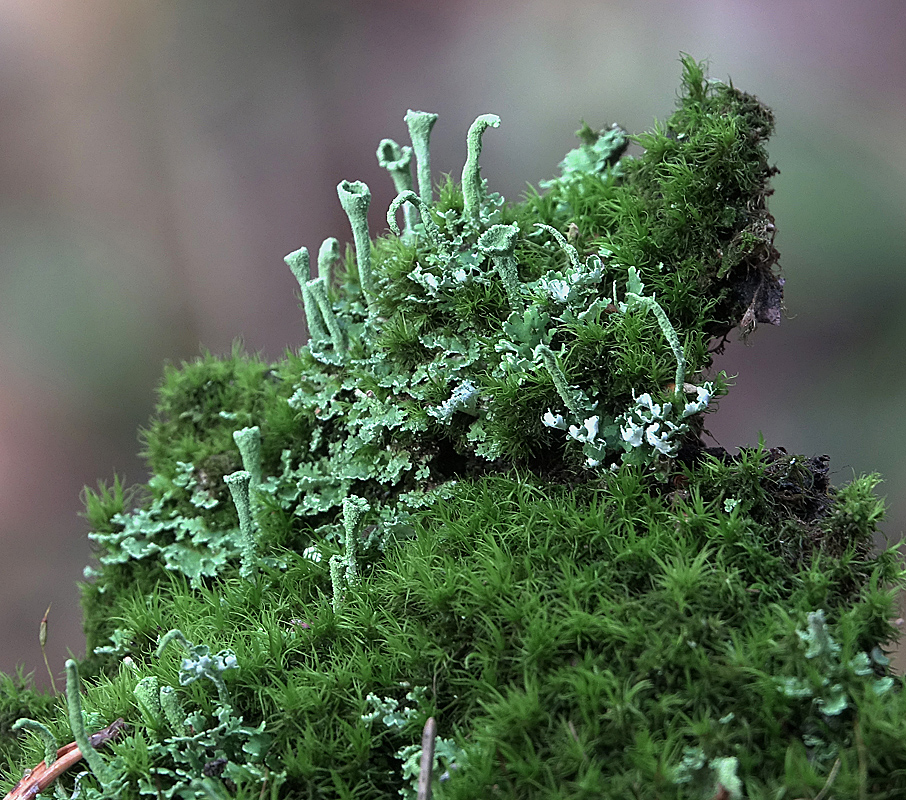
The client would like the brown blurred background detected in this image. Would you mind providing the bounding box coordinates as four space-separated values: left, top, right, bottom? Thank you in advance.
2 0 905 686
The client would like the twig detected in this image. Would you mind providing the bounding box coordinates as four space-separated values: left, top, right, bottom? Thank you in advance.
417 717 437 800
3 718 127 800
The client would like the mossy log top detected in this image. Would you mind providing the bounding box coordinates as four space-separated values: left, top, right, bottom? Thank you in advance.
2 57 904 800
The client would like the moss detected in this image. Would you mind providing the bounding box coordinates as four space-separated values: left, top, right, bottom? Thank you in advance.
1 56 904 800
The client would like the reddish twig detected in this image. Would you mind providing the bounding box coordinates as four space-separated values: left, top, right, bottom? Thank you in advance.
3 718 127 800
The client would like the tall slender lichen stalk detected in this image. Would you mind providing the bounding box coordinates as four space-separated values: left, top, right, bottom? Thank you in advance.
224 470 258 581
329 555 345 612
404 109 438 205
286 241 346 353
477 223 524 312
462 113 501 227
65 659 114 787
285 247 329 345
387 190 451 259
11 718 58 765
342 495 370 586
232 426 262 491
307 276 346 353
337 180 377 316
377 139 417 237
534 344 582 418
534 223 584 272
623 267 686 392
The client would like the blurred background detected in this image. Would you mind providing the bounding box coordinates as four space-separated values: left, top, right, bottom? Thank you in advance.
2 0 905 686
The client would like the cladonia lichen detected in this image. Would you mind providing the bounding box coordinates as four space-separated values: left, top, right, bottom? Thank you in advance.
6 58 902 800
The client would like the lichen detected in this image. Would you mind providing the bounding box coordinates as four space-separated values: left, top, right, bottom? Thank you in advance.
1 56 904 800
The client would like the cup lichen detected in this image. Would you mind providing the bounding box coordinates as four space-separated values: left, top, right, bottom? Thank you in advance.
1 56 904 800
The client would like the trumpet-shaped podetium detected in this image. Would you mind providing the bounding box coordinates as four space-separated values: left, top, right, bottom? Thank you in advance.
404 109 439 204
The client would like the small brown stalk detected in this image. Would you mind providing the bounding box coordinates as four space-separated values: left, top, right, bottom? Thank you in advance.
39 604 57 695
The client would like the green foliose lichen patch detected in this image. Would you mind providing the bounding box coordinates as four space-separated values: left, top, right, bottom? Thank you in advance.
2 57 904 800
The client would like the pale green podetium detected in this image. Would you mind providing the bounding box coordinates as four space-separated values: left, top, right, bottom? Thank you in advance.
342 495 370 586
132 675 162 725
307 276 346 353
133 675 188 734
317 236 340 283
377 139 417 236
337 180 377 315
387 190 451 260
328 496 370 610
404 109 438 204
11 718 58 765
462 113 501 227
65 659 115 787
315 238 344 350
329 555 345 612
622 266 686 391
285 247 329 345
534 343 582 418
158 685 188 734
533 223 584 272
232 426 262 490
224 470 258 581
477 223 524 312
285 244 345 353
